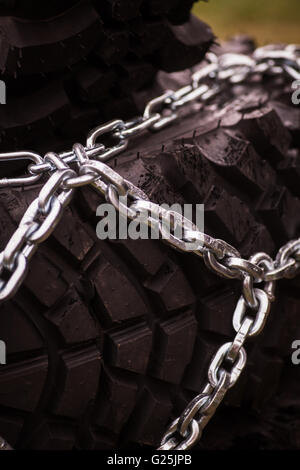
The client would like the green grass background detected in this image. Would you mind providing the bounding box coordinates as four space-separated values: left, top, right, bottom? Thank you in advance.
193 0 300 44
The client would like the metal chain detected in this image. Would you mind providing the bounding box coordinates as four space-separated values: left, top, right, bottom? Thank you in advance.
0 44 299 450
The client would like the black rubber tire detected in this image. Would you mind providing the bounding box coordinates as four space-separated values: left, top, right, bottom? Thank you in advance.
0 0 300 450
0 33 300 450
0 0 213 155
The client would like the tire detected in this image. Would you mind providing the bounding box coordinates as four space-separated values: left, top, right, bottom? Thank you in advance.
0 0 213 156
1 35 300 450
0 2 300 450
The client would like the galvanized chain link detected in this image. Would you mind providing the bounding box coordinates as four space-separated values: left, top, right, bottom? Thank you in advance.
0 44 299 450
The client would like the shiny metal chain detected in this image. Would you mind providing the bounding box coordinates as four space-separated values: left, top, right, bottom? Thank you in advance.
0 44 299 450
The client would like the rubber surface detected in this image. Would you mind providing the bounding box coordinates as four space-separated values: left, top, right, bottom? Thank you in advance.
0 0 213 154
0 34 300 449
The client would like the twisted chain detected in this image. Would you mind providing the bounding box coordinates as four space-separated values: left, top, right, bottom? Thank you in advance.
0 44 299 450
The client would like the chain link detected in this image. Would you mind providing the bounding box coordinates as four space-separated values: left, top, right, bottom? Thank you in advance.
0 44 299 450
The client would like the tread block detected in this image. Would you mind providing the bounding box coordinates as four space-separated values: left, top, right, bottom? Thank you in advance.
144 260 196 311
0 80 70 150
114 239 167 276
153 15 214 72
61 104 99 138
194 128 276 195
77 186 104 220
125 381 173 446
53 206 94 262
116 155 180 205
0 356 48 411
204 185 256 246
120 61 156 93
44 289 99 345
75 65 116 103
26 421 75 450
0 188 30 227
199 289 238 338
101 94 138 121
173 142 220 200
24 253 69 308
149 151 188 192
271 100 300 143
106 322 152 374
235 106 292 164
0 2 102 75
239 222 275 259
94 367 138 433
0 201 18 249
79 427 116 450
91 257 149 324
52 346 101 418
1 301 44 354
180 252 224 293
149 311 197 384
257 186 300 243
130 19 169 57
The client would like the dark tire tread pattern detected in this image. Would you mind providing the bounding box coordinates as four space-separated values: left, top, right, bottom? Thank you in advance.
0 0 213 154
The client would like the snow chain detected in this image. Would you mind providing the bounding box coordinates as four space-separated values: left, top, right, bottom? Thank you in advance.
0 44 299 450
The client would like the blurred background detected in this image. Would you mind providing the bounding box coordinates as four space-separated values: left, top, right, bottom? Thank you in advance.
193 0 300 44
